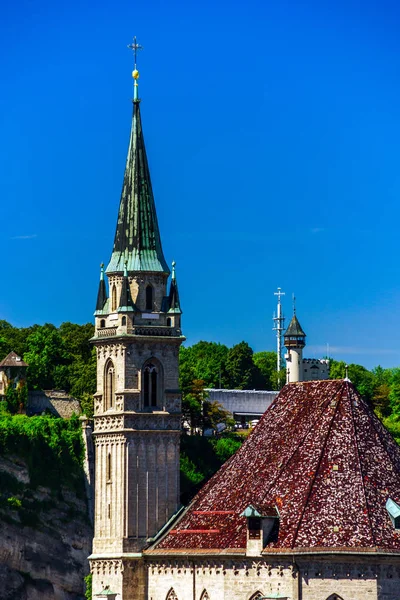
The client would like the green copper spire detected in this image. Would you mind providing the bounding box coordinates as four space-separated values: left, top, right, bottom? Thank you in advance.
168 260 182 314
106 42 170 275
95 263 108 314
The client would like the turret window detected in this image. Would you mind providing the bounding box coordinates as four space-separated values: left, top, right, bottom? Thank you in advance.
145 285 153 310
104 361 115 410
167 317 171 327
100 319 106 328
143 361 161 408
121 316 126 326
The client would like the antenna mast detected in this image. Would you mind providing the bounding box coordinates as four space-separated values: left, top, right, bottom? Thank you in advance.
273 288 285 375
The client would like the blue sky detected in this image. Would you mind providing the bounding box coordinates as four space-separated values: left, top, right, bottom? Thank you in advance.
2 0 400 369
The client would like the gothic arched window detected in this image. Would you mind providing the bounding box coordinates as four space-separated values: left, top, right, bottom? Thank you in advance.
145 285 153 310
100 319 105 328
166 589 178 600
121 316 126 326
249 593 264 600
143 360 162 408
326 596 344 600
111 285 117 312
104 361 115 410
200 591 210 600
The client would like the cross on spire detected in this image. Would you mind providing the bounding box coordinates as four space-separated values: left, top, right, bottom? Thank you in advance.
127 36 143 68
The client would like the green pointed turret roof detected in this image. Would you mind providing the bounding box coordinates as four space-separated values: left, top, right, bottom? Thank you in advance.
167 261 182 314
106 99 170 275
284 314 306 337
95 263 108 314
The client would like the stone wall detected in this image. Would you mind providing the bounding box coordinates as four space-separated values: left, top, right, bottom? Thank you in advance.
145 554 400 600
27 390 81 418
206 389 278 419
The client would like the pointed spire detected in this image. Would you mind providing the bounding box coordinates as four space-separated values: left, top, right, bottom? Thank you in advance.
168 260 182 314
107 40 169 275
118 261 136 312
285 314 306 338
95 263 108 313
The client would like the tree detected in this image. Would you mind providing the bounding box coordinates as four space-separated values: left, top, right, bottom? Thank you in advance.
179 342 229 389
225 342 266 390
253 351 285 389
24 324 70 390
329 360 375 402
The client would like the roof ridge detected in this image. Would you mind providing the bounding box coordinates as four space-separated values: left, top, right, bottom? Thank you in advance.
291 381 346 548
255 381 342 507
348 382 376 546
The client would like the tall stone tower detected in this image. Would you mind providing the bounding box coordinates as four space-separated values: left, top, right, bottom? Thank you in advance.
89 43 184 599
284 314 306 383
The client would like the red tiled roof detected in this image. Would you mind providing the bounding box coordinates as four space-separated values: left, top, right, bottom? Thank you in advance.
156 380 400 553
0 351 28 367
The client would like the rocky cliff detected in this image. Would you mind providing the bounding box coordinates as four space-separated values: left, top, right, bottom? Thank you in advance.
0 421 93 599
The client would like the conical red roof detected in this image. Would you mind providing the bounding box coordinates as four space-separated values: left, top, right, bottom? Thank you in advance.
156 380 400 553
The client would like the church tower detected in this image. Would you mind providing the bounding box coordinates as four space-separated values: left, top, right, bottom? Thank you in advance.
89 39 184 599
284 312 306 383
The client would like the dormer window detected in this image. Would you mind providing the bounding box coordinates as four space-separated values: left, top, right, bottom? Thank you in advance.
248 517 261 538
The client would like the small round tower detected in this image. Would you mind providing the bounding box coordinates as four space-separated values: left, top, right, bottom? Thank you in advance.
284 313 306 383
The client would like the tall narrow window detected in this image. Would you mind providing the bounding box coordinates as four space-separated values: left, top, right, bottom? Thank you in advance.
121 316 126 326
107 452 112 481
166 589 178 600
111 285 117 311
104 361 115 410
143 362 159 408
100 319 106 328
167 317 171 327
145 285 153 310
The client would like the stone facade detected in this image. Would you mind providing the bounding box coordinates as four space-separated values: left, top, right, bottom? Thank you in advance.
89 73 185 598
145 554 400 600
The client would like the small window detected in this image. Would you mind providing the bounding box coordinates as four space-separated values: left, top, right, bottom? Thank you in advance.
146 285 153 310
167 317 171 327
100 319 106 328
248 517 261 539
121 316 126 326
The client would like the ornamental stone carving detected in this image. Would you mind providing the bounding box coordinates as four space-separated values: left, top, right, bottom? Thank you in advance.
94 416 124 432
90 558 124 576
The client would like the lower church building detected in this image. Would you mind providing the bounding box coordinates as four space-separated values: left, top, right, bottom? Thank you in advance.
89 48 400 599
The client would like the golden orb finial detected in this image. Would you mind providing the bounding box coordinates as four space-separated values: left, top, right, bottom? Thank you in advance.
132 69 140 80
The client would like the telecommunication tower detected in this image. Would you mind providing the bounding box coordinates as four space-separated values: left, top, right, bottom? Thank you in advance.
273 287 285 373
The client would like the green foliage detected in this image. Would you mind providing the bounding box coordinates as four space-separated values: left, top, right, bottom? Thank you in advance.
180 432 243 502
225 341 266 389
253 351 286 389
0 414 84 492
0 321 95 412
84 573 92 600
179 342 229 390
7 496 22 509
5 384 19 414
